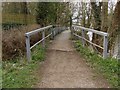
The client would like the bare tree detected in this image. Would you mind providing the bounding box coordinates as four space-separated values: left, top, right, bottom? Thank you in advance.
90 0 102 31
101 0 108 32
21 2 28 25
113 1 120 59
108 1 120 58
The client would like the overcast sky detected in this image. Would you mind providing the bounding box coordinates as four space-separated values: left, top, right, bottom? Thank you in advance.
72 0 117 23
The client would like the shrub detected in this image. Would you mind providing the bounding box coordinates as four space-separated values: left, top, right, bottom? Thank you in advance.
2 24 41 60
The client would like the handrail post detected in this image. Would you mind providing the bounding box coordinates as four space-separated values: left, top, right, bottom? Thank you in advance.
82 29 85 47
42 30 45 48
25 35 31 62
103 35 108 58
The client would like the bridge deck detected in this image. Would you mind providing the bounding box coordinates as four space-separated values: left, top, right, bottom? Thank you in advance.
36 30 110 88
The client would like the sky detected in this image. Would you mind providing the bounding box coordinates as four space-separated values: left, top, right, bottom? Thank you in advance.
72 0 117 23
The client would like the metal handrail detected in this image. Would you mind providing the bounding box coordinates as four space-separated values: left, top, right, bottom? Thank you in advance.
25 25 66 62
72 25 108 59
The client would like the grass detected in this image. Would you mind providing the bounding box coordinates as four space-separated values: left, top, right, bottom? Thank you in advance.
2 45 45 88
0 63 2 89
75 40 119 88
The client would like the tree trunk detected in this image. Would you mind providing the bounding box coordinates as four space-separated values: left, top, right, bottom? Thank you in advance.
21 2 28 25
86 3 92 28
101 1 108 32
90 1 102 52
91 1 102 31
109 1 120 58
118 31 120 60
24 2 28 25
81 2 86 27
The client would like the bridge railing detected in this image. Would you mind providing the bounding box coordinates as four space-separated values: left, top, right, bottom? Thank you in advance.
25 25 65 62
72 25 108 59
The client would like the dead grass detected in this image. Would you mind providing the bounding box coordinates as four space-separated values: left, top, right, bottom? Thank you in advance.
2 24 42 60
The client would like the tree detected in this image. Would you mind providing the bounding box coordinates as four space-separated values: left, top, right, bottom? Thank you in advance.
101 0 108 32
21 2 28 25
108 1 120 59
86 3 92 28
36 2 47 26
81 2 87 27
108 0 116 32
36 2 70 27
90 1 103 52
91 0 102 31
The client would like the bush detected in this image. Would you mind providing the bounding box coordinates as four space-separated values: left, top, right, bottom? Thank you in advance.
2 45 45 88
2 24 41 60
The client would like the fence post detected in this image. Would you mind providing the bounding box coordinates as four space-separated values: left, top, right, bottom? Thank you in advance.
82 29 85 47
25 35 31 62
103 35 108 58
42 30 45 48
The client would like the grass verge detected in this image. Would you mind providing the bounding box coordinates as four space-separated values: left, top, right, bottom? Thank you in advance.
75 40 119 88
2 45 45 88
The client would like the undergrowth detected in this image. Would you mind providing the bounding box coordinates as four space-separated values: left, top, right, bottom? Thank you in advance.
2 24 40 60
2 45 45 88
75 40 119 88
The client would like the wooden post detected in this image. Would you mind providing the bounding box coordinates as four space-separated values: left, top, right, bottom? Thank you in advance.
25 35 31 62
103 35 108 58
82 29 85 47
42 30 45 48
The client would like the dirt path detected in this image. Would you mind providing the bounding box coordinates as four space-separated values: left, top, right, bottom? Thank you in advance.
36 30 111 88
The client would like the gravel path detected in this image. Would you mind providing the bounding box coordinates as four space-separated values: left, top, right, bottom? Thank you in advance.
36 30 111 88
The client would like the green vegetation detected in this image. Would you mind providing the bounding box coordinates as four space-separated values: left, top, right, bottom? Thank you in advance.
2 45 45 88
36 2 70 26
2 13 36 24
75 40 119 88
0 64 2 89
